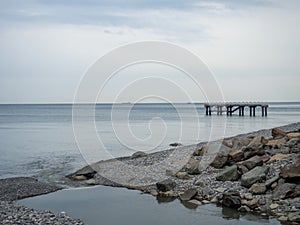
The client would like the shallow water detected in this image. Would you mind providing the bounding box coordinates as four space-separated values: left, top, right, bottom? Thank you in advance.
18 186 280 225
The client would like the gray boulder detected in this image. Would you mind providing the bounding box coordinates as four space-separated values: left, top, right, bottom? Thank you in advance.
222 190 241 208
241 166 268 188
239 155 263 170
180 188 198 201
131 151 147 159
249 183 266 194
186 158 201 175
210 150 228 169
156 179 176 192
216 165 239 181
273 183 300 200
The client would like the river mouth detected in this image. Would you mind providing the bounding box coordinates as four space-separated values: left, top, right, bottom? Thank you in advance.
18 185 280 225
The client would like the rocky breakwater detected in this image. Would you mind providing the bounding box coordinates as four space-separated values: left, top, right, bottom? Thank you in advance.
68 123 300 224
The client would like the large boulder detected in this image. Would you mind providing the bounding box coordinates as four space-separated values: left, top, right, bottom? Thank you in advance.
232 137 252 149
156 179 176 192
186 158 201 175
179 188 198 201
222 191 241 208
210 150 228 169
239 155 263 170
242 136 267 159
272 183 299 200
216 165 239 181
241 166 268 188
249 183 267 194
272 128 286 139
281 156 300 184
228 148 244 163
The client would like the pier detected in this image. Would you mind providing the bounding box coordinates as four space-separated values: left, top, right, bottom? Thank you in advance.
204 103 269 117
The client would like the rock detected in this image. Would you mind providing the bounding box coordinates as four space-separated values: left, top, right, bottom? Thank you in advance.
193 147 204 156
271 182 277 190
281 157 300 184
222 191 241 208
186 158 201 175
72 175 87 181
241 166 268 188
222 140 233 148
67 165 96 180
232 137 252 149
210 150 228 168
179 188 198 201
165 169 177 177
237 164 249 175
287 132 300 139
156 179 176 192
266 138 286 148
239 155 263 170
169 142 182 147
288 212 300 223
266 174 280 188
269 203 279 210
238 205 251 212
228 148 244 162
131 151 147 159
272 128 286 139
149 190 158 196
216 187 227 193
202 200 210 204
267 154 288 164
241 198 259 209
195 179 205 187
176 171 193 180
243 136 267 159
249 183 266 194
287 138 300 147
216 165 239 181
85 179 96 185
188 199 202 206
272 183 297 200
244 193 253 200
278 216 288 222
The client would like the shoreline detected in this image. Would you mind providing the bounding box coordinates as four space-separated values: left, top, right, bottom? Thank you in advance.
0 122 299 224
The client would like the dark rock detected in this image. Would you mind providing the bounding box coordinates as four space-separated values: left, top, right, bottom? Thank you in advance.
281 156 300 184
186 158 200 175
272 128 286 139
232 137 252 149
222 191 241 208
288 212 300 223
241 166 268 188
179 188 198 201
243 136 267 159
156 179 176 192
266 174 280 188
131 151 147 159
216 165 239 181
210 150 228 169
239 155 263 170
272 183 297 200
249 183 266 194
169 142 182 147
222 140 233 148
193 147 204 156
237 164 249 175
228 148 244 163
67 165 96 180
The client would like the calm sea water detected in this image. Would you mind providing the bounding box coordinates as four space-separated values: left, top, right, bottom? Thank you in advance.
2 103 299 225
0 102 299 184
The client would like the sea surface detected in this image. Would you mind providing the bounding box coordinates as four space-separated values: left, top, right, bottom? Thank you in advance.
0 102 299 184
2 102 299 225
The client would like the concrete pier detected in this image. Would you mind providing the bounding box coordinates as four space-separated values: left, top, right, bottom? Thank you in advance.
204 103 269 117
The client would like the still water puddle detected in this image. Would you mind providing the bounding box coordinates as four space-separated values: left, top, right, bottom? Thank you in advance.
19 186 280 225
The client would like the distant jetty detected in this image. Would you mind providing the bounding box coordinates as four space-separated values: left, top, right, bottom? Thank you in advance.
204 102 269 117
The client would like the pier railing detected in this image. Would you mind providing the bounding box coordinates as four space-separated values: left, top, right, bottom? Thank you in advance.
204 102 269 117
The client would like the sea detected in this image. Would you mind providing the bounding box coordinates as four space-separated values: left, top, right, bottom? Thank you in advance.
1 102 299 225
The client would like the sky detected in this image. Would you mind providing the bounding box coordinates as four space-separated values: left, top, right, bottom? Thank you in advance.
0 0 299 103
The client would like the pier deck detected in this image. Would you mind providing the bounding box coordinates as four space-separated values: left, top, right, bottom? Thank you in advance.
204 103 269 117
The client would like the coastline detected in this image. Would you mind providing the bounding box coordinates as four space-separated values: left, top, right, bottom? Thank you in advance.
0 122 299 224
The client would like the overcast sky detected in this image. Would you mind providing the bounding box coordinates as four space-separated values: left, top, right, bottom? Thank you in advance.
0 0 299 103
